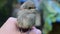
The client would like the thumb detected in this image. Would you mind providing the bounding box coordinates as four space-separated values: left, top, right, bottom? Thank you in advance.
0 17 18 31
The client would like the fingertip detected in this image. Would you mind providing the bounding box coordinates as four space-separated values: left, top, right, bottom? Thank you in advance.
32 26 36 29
6 17 17 24
1 17 17 28
32 26 42 34
8 17 17 21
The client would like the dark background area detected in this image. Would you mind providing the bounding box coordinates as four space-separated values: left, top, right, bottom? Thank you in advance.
0 0 17 27
48 22 60 34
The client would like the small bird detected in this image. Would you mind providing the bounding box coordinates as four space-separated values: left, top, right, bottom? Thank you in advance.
15 0 41 32
17 9 41 32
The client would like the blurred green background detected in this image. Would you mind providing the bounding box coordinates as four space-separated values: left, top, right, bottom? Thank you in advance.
0 0 17 27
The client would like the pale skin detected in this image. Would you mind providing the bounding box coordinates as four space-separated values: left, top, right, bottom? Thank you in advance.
0 17 41 34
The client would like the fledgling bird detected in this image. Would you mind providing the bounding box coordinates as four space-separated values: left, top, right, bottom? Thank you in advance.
19 0 41 27
14 0 41 32
17 9 41 32
17 9 37 29
17 9 37 32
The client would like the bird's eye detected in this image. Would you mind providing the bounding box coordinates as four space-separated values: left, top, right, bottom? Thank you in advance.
28 7 36 9
28 7 32 9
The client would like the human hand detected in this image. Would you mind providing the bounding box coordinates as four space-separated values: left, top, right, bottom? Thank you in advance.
0 17 41 34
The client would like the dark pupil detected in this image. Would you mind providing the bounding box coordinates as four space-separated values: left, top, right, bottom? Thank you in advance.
28 7 35 9
28 7 32 9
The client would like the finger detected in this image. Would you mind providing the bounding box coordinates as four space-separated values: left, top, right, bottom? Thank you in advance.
32 26 36 29
0 17 18 31
0 17 21 34
31 26 41 34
